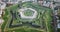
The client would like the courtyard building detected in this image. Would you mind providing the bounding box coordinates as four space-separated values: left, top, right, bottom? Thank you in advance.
19 8 37 19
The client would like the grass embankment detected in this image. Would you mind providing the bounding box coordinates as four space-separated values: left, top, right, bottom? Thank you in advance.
22 2 53 32
1 4 18 32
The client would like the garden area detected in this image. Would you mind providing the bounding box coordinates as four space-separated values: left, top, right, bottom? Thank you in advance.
1 1 53 32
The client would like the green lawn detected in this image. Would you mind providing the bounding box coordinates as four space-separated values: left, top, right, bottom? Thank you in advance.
24 9 34 16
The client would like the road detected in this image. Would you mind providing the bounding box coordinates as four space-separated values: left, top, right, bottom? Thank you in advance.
53 6 58 32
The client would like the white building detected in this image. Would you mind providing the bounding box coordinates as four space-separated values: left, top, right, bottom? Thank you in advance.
42 1 51 7
38 0 43 5
18 8 37 19
0 2 6 17
0 9 2 17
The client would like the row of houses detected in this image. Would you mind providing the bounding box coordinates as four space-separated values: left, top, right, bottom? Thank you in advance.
0 0 59 9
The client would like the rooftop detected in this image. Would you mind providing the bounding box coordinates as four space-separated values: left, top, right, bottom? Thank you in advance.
0 2 6 9
1 0 20 4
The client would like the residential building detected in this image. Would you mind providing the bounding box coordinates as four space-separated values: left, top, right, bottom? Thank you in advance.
0 2 6 17
38 0 43 5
